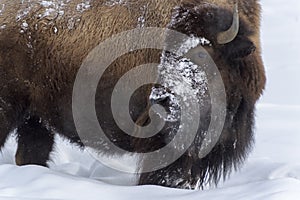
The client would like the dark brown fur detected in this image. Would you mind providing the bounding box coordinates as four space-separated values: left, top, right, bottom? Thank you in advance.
0 0 265 189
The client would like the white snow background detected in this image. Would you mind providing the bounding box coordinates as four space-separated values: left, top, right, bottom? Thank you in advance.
0 0 300 199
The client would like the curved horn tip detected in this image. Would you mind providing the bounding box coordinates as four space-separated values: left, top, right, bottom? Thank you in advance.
217 3 239 45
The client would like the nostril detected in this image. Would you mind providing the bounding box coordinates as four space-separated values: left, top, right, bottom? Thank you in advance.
150 93 170 106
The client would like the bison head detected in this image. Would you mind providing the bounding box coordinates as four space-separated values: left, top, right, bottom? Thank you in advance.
134 2 266 188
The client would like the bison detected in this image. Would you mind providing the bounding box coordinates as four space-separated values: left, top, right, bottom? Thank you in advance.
0 0 265 189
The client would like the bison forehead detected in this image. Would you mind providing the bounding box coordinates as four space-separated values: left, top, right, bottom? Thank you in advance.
169 3 253 45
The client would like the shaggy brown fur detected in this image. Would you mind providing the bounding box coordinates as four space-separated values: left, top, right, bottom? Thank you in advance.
0 0 265 189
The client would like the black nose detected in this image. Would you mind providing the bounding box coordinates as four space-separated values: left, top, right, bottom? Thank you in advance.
149 87 171 106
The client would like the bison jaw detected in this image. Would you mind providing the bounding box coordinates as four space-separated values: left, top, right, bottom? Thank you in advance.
217 3 239 44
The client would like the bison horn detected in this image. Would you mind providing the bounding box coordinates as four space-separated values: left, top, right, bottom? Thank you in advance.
217 3 239 44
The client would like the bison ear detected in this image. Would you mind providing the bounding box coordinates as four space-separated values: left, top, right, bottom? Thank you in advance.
220 35 256 60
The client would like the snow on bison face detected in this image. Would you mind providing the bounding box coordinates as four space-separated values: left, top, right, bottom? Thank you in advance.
134 3 265 188
0 0 265 189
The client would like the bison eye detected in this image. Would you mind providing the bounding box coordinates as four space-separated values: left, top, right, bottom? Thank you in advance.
198 52 208 59
184 46 211 67
205 11 214 20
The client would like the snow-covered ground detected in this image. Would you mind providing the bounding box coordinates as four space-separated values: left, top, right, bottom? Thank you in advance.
0 0 299 199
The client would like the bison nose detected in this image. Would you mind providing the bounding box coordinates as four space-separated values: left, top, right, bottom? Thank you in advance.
149 87 180 122
150 92 169 106
149 86 172 105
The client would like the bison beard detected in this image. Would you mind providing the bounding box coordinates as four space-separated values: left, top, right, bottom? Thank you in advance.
0 0 265 189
